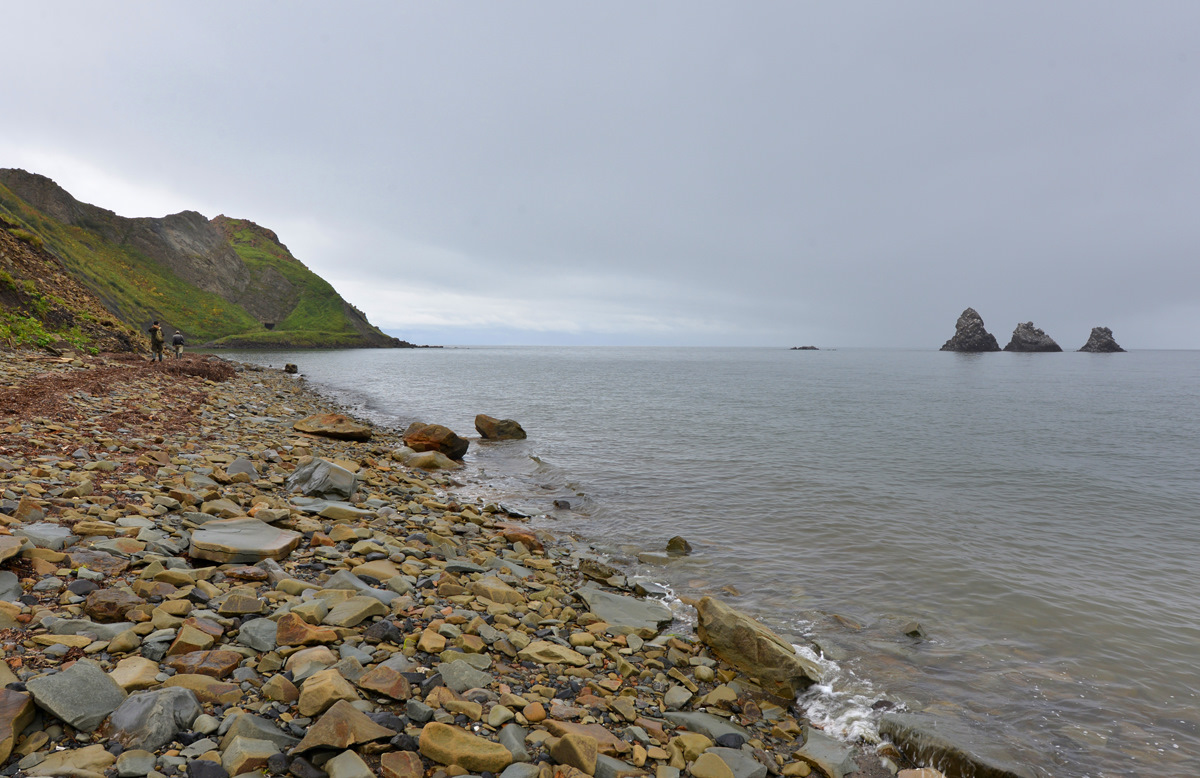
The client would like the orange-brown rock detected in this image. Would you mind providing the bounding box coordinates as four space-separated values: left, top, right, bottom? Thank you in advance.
163 674 242 705
381 750 424 778
293 699 397 753
294 413 372 441
83 589 146 623
544 720 630 756
474 414 527 440
402 423 469 460
165 650 243 679
276 612 339 646
0 689 34 763
355 663 413 700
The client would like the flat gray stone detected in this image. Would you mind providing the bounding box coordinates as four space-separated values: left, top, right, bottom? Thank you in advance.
577 584 674 635
27 659 127 732
322 570 398 605
664 686 692 710
704 748 768 778
227 457 259 477
438 659 494 693
322 596 388 628
663 712 751 742
15 522 75 550
595 755 647 778
189 517 302 563
0 571 21 602
106 687 201 751
237 618 278 652
115 749 157 778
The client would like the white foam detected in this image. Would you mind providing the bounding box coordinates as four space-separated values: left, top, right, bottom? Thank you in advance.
794 643 889 745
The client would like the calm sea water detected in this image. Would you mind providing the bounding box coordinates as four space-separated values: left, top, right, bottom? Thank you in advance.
227 347 1200 777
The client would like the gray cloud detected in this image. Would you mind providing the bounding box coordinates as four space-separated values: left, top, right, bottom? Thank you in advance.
3 2 1199 347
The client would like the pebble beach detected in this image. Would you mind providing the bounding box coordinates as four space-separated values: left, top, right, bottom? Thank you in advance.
0 348 959 778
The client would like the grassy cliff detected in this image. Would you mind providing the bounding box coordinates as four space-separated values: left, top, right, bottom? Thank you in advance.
0 169 408 349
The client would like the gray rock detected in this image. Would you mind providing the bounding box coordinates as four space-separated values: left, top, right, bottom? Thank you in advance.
940 307 1001 352
595 755 646 778
322 570 399 605
286 458 358 500
14 522 76 550
438 659 493 693
218 712 300 751
704 748 768 778
1003 322 1062 352
878 713 1036 778
499 723 531 762
577 584 675 636
106 688 202 751
325 749 375 778
115 749 157 778
226 457 259 477
406 699 434 723
26 658 128 732
379 653 417 673
500 764 542 778
0 571 22 602
237 618 278 652
663 712 751 742
1079 326 1126 353
189 518 302 564
663 686 692 710
793 727 858 778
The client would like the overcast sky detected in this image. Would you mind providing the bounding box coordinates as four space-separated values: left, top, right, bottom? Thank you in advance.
3 2 1199 347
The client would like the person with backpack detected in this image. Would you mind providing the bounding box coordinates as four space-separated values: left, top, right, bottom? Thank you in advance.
148 321 164 362
171 330 185 359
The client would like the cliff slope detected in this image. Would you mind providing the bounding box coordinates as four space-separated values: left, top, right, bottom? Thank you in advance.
0 168 407 349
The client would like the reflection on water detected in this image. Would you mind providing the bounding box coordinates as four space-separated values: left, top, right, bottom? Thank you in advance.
224 347 1200 777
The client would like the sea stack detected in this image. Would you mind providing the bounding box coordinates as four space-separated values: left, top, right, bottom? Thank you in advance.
940 308 1001 352
1079 326 1126 353
1003 322 1062 352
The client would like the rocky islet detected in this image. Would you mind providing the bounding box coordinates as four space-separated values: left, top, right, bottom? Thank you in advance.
0 349 1019 778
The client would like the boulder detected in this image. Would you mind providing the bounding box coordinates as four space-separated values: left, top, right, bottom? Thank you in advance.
1078 326 1126 353
475 414 528 440
286 457 358 500
403 422 469 460
189 518 302 563
694 596 820 697
293 412 372 441
84 589 146 622
940 308 1001 352
105 687 202 751
1003 322 1062 352
878 713 1037 778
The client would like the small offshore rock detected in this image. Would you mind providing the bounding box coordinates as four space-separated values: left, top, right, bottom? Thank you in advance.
475 414 528 440
1003 322 1062 352
1079 326 1126 353
940 308 1001 352
666 536 692 556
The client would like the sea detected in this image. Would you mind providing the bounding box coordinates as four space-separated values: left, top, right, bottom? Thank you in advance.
223 346 1200 777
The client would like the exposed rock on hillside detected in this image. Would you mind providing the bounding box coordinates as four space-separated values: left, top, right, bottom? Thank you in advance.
1079 326 1126 353
1003 322 1062 352
940 308 1001 352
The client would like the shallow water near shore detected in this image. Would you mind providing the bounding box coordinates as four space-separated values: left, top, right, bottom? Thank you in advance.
224 346 1200 777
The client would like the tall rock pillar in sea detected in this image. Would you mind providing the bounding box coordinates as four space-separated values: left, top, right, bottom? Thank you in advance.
1078 326 1126 352
940 308 1001 352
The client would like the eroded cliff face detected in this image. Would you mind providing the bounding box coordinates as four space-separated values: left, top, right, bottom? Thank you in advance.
0 168 405 348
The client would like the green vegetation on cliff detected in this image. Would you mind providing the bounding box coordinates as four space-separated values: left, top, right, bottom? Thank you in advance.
0 169 406 349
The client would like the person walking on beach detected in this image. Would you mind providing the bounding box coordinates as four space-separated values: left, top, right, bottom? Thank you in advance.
171 330 185 359
148 320 164 362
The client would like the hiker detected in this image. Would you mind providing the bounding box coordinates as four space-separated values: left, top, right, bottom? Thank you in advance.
148 321 164 362
171 330 185 359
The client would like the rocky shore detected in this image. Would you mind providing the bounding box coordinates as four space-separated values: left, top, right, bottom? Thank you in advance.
0 349 1014 778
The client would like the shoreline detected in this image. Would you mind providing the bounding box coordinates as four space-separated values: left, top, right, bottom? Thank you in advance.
0 348 1020 778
